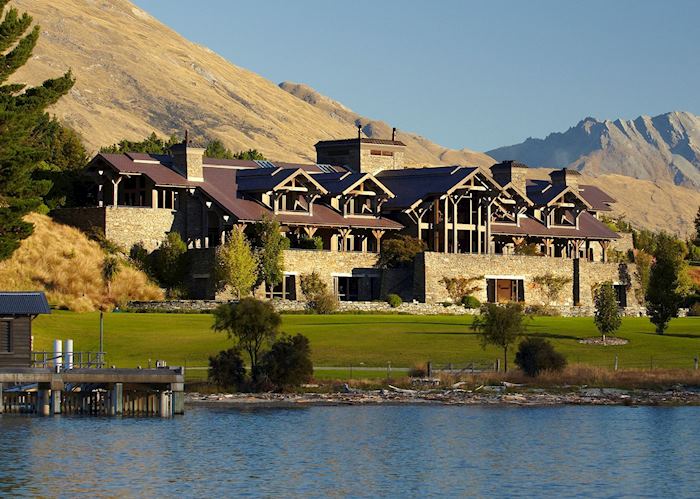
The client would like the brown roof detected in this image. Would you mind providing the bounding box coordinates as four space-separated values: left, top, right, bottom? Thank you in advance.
492 212 619 239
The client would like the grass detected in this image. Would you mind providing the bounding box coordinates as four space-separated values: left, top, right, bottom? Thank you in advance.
32 312 700 378
0 214 162 311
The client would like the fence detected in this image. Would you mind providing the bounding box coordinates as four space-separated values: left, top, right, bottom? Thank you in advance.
31 351 106 369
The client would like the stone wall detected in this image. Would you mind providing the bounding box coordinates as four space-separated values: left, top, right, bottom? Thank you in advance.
282 249 380 299
125 299 646 317
419 252 638 307
53 206 181 252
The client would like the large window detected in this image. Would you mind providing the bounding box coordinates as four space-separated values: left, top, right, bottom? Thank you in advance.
266 274 297 300
486 278 525 303
0 321 12 353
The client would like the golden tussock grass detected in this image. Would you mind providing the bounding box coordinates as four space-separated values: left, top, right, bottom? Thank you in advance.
0 213 163 311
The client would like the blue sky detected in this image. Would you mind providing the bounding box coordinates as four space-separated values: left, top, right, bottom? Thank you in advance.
132 0 699 152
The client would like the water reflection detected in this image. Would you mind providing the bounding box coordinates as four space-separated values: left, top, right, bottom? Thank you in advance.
1 406 698 497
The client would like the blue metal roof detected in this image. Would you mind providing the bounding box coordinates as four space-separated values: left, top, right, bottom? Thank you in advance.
0 292 51 315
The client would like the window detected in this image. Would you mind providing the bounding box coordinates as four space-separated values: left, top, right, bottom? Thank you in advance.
614 284 627 308
266 274 297 300
334 276 359 301
0 321 11 353
382 151 394 157
370 150 383 156
486 279 525 303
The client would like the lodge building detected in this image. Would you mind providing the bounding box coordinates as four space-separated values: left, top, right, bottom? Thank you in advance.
55 132 635 308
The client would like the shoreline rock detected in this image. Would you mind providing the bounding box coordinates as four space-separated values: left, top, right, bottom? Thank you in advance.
185 387 700 408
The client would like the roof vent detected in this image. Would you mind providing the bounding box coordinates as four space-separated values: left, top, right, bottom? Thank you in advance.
317 164 336 173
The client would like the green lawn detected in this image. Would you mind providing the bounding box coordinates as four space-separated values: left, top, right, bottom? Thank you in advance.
31 312 700 374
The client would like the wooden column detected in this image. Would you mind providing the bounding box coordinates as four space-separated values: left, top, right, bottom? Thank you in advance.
152 188 158 209
543 238 553 257
372 230 385 253
338 228 352 252
486 201 492 254
468 197 473 253
111 177 122 207
477 201 482 254
601 240 610 262
303 226 318 238
443 197 449 253
452 197 458 253
433 199 440 252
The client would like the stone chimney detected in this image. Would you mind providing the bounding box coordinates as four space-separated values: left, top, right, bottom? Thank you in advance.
171 131 205 182
490 160 528 196
549 168 581 191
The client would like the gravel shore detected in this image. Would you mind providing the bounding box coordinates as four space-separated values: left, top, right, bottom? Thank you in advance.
186 385 700 408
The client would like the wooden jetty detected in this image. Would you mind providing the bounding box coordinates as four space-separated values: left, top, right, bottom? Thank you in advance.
0 366 185 417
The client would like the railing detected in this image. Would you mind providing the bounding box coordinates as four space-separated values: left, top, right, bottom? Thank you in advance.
31 351 106 369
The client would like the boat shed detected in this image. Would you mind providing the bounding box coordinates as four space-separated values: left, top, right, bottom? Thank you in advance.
0 292 51 368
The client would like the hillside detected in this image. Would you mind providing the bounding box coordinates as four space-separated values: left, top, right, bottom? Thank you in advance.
488 112 700 188
8 0 699 235
10 0 490 167
0 214 162 311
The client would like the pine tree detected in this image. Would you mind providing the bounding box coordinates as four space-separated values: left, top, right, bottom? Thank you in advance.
0 0 74 260
204 139 234 159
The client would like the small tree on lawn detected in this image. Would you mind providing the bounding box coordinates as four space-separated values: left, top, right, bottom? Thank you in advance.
646 233 683 334
212 297 281 380
214 229 258 299
472 303 527 372
594 282 621 343
532 273 572 307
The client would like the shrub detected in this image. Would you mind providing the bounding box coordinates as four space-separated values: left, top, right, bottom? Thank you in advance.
208 348 246 389
258 334 314 390
440 276 483 304
524 304 560 317
378 235 426 268
152 232 188 295
387 294 402 308
308 291 338 314
300 271 327 300
408 363 427 378
531 273 572 306
514 337 567 377
461 295 480 309
298 236 323 250
688 303 700 317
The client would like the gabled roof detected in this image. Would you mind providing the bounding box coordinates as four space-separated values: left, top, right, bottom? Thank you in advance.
314 171 395 198
0 292 51 315
235 167 328 194
527 180 592 209
377 166 499 210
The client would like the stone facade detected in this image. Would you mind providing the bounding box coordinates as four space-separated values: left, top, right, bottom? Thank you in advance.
418 252 639 307
53 206 181 251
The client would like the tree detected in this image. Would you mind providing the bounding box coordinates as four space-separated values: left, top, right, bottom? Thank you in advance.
472 303 526 372
100 132 180 154
212 297 281 379
259 334 314 390
514 337 566 377
248 216 289 289
694 206 700 242
646 233 683 334
532 273 572 307
439 276 483 304
594 282 621 342
634 250 652 304
102 256 120 300
233 149 265 160
204 139 234 159
152 232 188 296
214 229 258 299
0 0 75 260
378 235 426 268
208 348 246 389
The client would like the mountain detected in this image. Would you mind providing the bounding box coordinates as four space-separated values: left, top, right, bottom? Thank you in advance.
10 0 491 167
278 82 494 167
8 0 700 235
487 112 700 188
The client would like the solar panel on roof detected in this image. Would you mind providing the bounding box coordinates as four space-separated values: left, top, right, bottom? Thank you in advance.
254 160 277 169
317 164 335 173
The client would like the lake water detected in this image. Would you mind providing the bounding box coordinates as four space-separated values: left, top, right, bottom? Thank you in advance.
1 404 698 497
